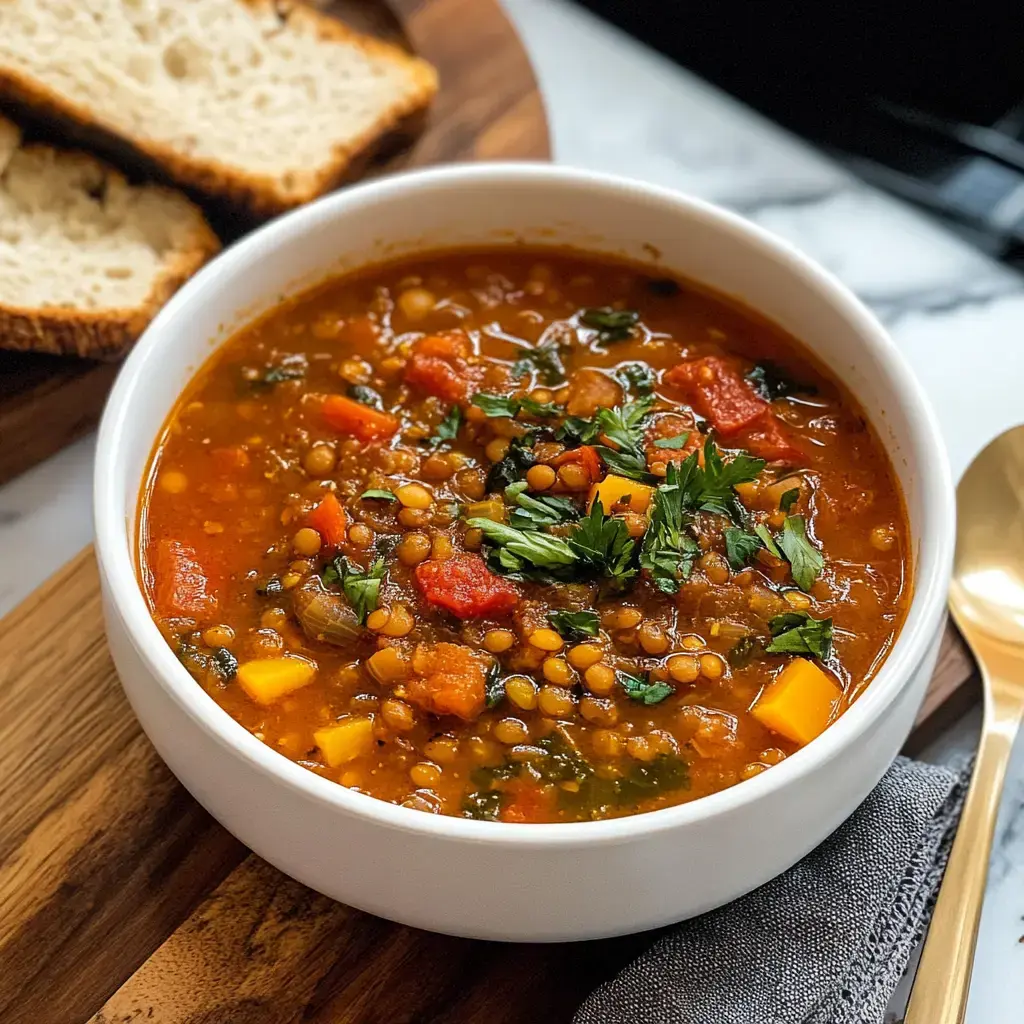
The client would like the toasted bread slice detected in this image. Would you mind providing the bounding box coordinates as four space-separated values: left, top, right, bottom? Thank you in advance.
0 117 219 359
0 0 438 217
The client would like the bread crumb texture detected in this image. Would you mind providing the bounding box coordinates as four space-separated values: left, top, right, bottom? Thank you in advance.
0 0 439 212
0 117 218 357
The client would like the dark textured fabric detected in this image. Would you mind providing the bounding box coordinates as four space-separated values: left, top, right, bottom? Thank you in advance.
575 756 970 1024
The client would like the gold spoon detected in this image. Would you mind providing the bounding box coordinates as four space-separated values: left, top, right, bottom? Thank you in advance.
905 424 1024 1024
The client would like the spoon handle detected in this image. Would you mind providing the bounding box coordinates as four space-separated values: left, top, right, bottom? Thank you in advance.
904 669 1023 1024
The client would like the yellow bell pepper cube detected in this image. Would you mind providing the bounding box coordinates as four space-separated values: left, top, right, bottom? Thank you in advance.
237 655 317 705
314 716 375 767
750 658 842 746
588 474 654 514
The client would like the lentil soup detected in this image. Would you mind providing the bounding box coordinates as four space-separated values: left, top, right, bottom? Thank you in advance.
138 249 910 823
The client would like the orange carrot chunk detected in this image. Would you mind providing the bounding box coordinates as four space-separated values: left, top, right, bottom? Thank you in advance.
321 394 398 442
306 491 348 549
407 642 490 720
153 539 218 618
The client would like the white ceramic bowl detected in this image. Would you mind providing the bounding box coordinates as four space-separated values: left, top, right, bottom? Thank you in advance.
94 163 954 941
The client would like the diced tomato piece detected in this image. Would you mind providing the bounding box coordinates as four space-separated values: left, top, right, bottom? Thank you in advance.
553 445 603 484
152 539 218 618
321 395 399 442
664 356 768 435
735 411 804 464
404 334 473 403
408 642 490 720
415 553 520 619
500 781 557 823
306 491 348 549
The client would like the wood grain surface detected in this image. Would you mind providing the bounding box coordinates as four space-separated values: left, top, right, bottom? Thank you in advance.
0 550 977 1024
0 0 550 489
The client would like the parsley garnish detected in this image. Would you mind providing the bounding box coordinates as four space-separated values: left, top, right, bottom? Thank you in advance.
346 383 385 410
592 396 658 483
547 609 600 641
247 354 306 389
640 461 701 594
508 491 580 531
727 635 764 669
680 436 765 522
567 501 638 593
777 515 824 592
556 416 601 447
426 405 462 448
471 393 563 419
654 433 690 449
723 527 763 570
766 611 833 660
746 362 817 402
779 487 800 513
754 522 782 557
618 670 675 705
360 488 396 502
579 307 641 344
321 554 387 624
485 661 506 709
485 435 536 493
511 341 565 385
616 362 657 397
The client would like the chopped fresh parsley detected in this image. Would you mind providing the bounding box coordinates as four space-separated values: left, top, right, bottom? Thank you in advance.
255 364 305 386
679 436 765 522
360 488 396 502
485 435 536 493
567 501 638 593
321 554 387 624
723 527 763 571
556 415 601 447
779 487 800 513
618 670 674 705
485 661 506 709
653 433 690 449
579 307 641 344
777 515 824 592
425 405 462 448
640 461 701 593
593 396 658 482
726 635 764 669
547 609 600 641
462 789 503 820
754 522 782 557
210 646 238 680
766 611 833 660
616 362 657 397
471 393 563 419
746 361 817 402
508 491 580 531
511 341 565 385
346 383 385 410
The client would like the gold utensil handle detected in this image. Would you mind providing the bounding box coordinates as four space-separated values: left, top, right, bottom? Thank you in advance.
904 671 1023 1024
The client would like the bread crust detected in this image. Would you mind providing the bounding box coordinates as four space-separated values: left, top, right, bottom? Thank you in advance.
0 140 220 360
0 0 439 218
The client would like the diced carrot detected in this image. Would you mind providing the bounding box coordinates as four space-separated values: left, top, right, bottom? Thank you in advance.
664 356 767 435
751 659 842 746
566 369 622 417
321 394 399 442
415 553 520 619
554 445 602 485
407 642 490 720
403 333 473 403
152 539 218 618
500 781 557 823
306 491 348 549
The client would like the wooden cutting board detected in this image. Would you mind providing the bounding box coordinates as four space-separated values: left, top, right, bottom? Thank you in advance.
0 0 549 488
0 549 978 1024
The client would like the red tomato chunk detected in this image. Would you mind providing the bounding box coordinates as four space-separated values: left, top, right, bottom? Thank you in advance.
415 554 520 618
152 539 217 618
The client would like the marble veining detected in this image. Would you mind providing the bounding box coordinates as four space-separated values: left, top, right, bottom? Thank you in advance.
0 0 1020 1017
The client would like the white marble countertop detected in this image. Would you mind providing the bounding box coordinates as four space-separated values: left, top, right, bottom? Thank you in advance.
0 0 1020 1017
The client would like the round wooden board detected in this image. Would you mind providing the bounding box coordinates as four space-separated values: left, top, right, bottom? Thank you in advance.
0 0 549 488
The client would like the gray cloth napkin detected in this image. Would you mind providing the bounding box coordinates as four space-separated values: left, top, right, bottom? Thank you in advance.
575 755 971 1024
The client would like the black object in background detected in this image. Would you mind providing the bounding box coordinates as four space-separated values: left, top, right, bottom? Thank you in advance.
575 0 1024 258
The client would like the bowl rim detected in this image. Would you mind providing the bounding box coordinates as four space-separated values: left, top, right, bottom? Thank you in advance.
94 161 955 848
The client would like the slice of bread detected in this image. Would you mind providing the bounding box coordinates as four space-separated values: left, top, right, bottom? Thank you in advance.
0 117 220 360
0 0 438 217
